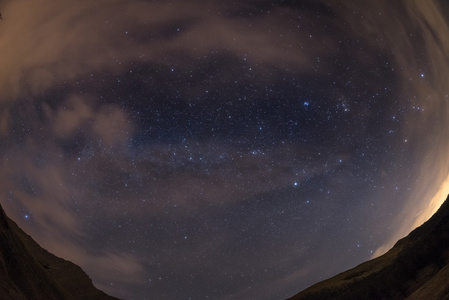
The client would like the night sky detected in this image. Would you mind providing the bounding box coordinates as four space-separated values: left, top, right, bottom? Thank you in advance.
1 1 449 299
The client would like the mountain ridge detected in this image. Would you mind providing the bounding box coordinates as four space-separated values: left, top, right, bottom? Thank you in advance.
0 203 119 300
288 195 449 300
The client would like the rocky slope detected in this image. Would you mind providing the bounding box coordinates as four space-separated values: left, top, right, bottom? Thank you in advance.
0 204 119 300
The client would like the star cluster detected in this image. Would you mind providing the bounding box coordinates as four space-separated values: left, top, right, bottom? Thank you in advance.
1 1 449 299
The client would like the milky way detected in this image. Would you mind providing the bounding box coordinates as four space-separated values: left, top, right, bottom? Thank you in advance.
1 1 449 299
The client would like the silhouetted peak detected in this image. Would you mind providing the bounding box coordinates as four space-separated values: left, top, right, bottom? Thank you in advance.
0 202 119 300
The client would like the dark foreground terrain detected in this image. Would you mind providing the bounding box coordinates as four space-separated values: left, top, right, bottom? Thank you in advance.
289 195 449 300
0 204 118 300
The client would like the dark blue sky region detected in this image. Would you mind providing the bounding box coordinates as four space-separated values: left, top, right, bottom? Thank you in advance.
1 1 449 299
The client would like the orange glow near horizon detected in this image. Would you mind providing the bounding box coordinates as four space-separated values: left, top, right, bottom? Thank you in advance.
372 174 449 258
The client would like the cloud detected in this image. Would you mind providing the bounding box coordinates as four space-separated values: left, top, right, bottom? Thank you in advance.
0 0 328 139
47 95 133 147
0 130 144 298
51 96 94 137
1 141 80 239
74 250 145 297
0 0 339 101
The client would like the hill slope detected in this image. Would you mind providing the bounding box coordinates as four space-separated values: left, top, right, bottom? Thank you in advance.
0 204 119 300
288 195 449 300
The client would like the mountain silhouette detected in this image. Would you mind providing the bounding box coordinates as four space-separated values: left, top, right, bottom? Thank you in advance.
288 195 449 300
0 204 119 300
